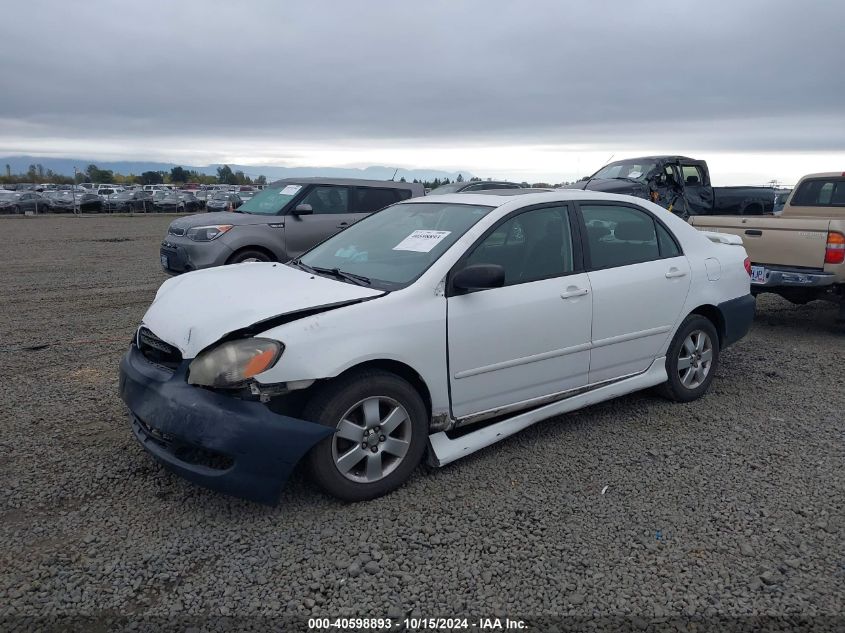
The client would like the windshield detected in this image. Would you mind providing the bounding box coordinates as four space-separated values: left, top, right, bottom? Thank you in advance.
297 202 494 289
427 183 464 195
236 183 304 215
592 160 658 182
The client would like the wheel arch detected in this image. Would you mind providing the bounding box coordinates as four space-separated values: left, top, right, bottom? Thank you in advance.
741 202 764 215
333 359 433 425
226 245 277 264
688 304 725 347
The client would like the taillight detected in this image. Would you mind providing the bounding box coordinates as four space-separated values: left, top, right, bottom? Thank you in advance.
825 231 845 265
744 257 752 276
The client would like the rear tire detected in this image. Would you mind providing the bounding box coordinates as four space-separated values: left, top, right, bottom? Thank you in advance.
303 370 428 501
655 314 720 403
229 249 272 264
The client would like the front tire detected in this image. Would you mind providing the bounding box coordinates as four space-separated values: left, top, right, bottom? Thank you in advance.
303 370 428 501
229 249 272 264
655 314 720 402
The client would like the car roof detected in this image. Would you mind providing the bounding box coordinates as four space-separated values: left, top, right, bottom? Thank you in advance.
476 188 554 196
268 177 424 190
401 189 647 208
794 172 845 180
606 155 697 162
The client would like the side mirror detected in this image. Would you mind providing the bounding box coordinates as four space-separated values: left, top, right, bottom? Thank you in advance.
452 264 506 292
293 203 313 215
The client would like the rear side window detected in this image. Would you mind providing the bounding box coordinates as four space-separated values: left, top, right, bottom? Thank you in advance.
355 187 400 214
791 178 845 206
681 165 704 186
656 222 681 257
581 204 680 269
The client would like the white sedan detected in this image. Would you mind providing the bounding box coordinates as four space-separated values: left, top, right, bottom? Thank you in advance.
120 190 754 503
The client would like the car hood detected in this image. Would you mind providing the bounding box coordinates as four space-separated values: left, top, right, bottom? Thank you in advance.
168 211 272 227
142 262 385 358
563 178 649 196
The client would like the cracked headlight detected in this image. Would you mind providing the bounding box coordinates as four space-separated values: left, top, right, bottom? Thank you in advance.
188 338 283 388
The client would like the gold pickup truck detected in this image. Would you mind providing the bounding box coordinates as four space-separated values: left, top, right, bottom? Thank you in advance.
689 172 845 323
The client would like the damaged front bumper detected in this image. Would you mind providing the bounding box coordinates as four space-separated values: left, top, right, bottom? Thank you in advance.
118 345 332 504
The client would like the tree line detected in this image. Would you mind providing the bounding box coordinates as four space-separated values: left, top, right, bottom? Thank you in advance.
0 163 268 187
2 164 562 189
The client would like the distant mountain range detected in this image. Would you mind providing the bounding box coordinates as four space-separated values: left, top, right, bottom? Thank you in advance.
0 156 474 183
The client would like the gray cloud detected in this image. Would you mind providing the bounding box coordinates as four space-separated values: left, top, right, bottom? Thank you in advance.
0 0 843 155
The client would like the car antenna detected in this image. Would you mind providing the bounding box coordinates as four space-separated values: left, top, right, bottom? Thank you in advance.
389 168 398 181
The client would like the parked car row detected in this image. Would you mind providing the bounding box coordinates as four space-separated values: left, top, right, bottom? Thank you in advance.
0 187 253 214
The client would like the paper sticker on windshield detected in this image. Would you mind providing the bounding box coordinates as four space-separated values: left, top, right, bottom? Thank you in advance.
627 171 642 179
393 230 451 252
280 185 302 195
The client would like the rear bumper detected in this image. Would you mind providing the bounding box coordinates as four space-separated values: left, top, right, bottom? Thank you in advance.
718 294 755 348
119 345 332 504
751 265 836 289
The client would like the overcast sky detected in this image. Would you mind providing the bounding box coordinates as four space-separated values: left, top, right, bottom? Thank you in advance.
1 0 843 184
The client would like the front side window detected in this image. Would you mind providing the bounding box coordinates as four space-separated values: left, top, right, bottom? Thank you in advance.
298 185 349 214
237 183 304 215
465 205 574 285
581 204 669 269
298 202 494 289
791 177 845 207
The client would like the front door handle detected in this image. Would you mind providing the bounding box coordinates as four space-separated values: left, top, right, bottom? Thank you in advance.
561 287 589 299
337 222 349 229
665 268 687 279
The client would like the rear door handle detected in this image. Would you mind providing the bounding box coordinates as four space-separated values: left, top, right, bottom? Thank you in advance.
337 222 349 228
665 268 687 279
561 287 589 299
745 229 762 236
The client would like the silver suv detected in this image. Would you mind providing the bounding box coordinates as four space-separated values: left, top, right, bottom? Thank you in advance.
159 178 424 273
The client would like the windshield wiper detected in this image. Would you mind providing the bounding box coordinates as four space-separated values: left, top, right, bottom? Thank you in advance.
289 259 318 274
311 266 371 286
289 260 370 285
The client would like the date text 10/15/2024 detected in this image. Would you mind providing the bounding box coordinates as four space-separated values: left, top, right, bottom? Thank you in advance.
308 617 527 630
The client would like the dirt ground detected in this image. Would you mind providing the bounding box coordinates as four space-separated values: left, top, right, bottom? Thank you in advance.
1 214 843 629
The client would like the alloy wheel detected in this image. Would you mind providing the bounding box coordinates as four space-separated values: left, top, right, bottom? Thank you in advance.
678 330 713 389
330 396 412 483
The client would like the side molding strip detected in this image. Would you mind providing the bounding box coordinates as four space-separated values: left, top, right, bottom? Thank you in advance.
428 357 667 467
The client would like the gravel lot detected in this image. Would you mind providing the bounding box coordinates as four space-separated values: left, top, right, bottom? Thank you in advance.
1 214 843 631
